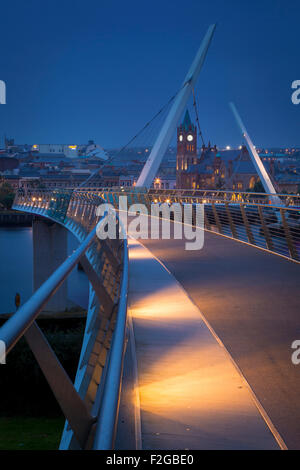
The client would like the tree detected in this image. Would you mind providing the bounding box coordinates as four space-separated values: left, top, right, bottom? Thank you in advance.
250 180 265 193
0 182 15 209
215 177 225 190
27 179 44 189
0 181 14 195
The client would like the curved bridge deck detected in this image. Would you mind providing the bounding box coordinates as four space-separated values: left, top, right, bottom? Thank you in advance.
126 238 281 450
8 190 300 450
137 228 300 449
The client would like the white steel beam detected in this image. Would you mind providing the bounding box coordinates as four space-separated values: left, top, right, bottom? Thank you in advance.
136 24 216 189
230 102 282 206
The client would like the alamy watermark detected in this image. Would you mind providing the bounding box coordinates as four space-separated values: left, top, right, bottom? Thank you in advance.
95 197 204 251
0 340 6 364
291 80 300 105
291 340 300 365
0 80 6 104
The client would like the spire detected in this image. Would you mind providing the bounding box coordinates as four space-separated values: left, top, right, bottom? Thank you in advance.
182 110 192 131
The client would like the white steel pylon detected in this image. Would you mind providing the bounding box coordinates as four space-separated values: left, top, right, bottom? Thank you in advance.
136 24 216 189
230 102 282 206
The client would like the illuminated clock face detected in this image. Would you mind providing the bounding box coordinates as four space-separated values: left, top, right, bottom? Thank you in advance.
179 135 183 141
187 134 194 142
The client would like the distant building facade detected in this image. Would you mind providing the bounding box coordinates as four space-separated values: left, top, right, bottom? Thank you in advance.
176 110 197 189
175 111 300 194
30 141 107 160
181 144 260 192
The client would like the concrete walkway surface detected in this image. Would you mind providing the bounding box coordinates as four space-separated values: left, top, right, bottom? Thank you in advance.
127 238 282 450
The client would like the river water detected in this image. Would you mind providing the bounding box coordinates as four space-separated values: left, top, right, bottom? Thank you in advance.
0 227 89 314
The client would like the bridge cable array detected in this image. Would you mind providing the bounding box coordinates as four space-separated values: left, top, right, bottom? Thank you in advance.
79 81 194 188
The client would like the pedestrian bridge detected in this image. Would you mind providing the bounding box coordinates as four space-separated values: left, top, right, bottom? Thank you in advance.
1 187 299 449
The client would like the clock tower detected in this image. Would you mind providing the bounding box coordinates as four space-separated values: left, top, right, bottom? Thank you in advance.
176 110 197 188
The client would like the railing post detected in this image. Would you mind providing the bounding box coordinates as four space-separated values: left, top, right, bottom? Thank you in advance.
24 322 95 449
225 202 238 239
211 201 223 234
204 210 211 231
80 255 115 312
258 205 274 252
280 208 299 261
240 204 255 245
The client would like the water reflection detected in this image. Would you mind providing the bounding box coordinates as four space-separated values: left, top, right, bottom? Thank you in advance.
0 227 89 314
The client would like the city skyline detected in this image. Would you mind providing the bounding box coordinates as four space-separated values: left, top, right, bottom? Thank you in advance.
0 0 299 149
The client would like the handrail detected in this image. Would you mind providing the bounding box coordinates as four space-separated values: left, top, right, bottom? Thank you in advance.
93 234 129 449
0 193 129 448
16 187 300 200
93 187 300 264
73 187 300 201
149 188 298 199
0 221 100 354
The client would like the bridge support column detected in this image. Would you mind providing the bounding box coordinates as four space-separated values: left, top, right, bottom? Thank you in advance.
33 219 68 312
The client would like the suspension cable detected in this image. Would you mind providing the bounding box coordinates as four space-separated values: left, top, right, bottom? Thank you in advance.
192 88 205 147
80 82 190 187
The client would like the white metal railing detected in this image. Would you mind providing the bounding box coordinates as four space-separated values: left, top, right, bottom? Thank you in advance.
1 189 129 450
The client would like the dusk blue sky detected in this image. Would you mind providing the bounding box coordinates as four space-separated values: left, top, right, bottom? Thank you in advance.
0 0 299 149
